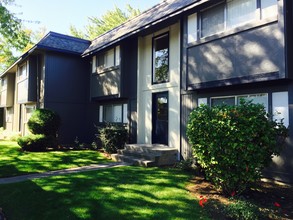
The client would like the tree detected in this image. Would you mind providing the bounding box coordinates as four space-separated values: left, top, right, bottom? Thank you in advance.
70 4 140 40
0 0 31 72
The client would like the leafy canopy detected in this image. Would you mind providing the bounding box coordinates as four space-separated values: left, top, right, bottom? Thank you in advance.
70 4 140 40
0 0 32 72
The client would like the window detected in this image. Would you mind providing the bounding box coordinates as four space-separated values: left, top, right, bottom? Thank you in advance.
210 93 268 111
18 63 27 80
201 3 225 38
153 33 169 83
99 103 127 123
227 0 256 29
189 0 277 40
92 46 120 73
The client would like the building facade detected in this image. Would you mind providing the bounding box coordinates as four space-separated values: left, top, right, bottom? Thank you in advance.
1 0 292 182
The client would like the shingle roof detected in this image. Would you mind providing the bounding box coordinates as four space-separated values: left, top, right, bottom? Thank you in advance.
38 32 91 55
0 32 91 76
82 0 204 56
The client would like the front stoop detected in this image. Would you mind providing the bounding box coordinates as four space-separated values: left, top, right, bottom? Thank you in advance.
111 144 178 167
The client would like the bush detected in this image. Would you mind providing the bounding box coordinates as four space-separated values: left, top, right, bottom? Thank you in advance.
186 100 288 196
224 199 262 220
96 123 128 153
28 109 61 136
17 134 58 152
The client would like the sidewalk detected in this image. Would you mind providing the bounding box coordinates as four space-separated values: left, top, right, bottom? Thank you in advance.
0 162 130 184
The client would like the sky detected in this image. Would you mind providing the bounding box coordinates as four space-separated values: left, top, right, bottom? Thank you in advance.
7 0 162 36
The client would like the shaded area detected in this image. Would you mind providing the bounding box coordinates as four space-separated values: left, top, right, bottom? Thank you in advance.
187 176 293 219
0 141 110 178
0 167 208 220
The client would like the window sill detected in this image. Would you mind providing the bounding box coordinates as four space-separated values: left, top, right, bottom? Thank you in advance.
92 65 120 75
187 16 278 48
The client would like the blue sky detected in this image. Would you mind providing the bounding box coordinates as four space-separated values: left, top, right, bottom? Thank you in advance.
7 0 162 36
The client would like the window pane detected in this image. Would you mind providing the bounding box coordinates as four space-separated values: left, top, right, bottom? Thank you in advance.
96 54 105 70
227 0 256 28
261 0 277 19
153 34 169 83
92 56 96 73
211 97 235 106
113 105 122 122
104 106 113 122
105 49 115 68
123 104 128 123
201 3 225 38
237 94 268 111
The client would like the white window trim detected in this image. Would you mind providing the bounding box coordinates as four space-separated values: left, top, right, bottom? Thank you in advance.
99 103 128 123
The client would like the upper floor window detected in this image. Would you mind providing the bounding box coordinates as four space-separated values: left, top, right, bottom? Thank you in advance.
1 78 7 89
188 0 278 41
92 46 120 73
18 63 27 81
153 33 169 84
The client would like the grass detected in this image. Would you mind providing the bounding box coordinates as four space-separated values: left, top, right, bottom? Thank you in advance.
0 141 110 178
0 166 209 220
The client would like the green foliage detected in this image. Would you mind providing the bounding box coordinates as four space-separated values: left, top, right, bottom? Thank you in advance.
70 4 140 40
96 123 128 153
186 100 288 196
17 134 57 152
27 108 61 136
224 199 262 220
174 158 201 174
0 0 31 72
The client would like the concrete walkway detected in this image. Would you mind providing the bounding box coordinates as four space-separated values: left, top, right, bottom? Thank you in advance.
0 162 130 184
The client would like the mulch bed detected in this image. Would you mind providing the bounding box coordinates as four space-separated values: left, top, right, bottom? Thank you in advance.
187 176 293 219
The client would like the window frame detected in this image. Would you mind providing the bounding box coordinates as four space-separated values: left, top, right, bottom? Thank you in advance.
210 93 269 111
18 62 28 82
99 103 128 124
152 32 170 84
92 46 120 74
194 0 277 40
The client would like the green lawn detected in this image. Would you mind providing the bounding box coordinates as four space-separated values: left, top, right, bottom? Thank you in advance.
0 166 209 220
0 141 110 178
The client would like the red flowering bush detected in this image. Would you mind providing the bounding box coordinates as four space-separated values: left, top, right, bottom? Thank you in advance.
187 100 288 196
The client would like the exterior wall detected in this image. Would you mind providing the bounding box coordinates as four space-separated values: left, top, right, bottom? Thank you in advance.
137 22 181 151
181 0 293 182
120 38 138 143
44 52 90 143
90 69 120 98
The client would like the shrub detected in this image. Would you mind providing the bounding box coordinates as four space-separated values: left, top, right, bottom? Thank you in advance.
224 199 262 220
17 134 58 152
96 123 128 153
186 100 288 196
28 108 61 136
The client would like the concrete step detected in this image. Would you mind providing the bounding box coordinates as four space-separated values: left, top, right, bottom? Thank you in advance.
111 154 156 167
112 144 178 167
117 149 159 160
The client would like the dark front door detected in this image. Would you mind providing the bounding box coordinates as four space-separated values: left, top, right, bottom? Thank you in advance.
152 92 168 145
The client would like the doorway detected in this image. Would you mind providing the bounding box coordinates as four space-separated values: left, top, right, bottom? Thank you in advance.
152 92 168 145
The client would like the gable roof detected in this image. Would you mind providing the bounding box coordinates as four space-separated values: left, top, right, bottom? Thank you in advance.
1 32 90 76
82 0 206 57
37 32 91 55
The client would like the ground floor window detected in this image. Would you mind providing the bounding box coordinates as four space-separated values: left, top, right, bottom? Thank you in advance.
199 92 289 127
99 103 127 123
210 93 268 111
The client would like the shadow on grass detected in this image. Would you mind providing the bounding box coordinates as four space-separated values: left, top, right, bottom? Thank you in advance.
0 141 110 178
0 167 209 220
